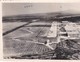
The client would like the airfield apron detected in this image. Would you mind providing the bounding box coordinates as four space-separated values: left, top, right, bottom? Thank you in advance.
47 22 60 43
47 22 58 38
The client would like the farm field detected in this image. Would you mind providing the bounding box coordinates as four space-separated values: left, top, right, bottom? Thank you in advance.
3 21 57 58
3 21 80 59
3 22 27 33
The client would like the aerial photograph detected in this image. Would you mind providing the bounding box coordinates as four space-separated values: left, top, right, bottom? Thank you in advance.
2 3 80 59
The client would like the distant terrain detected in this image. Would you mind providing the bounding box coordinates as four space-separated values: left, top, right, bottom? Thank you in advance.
3 11 80 22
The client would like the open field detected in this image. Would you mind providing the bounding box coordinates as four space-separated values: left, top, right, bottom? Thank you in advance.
3 21 80 59
3 21 58 58
3 22 27 33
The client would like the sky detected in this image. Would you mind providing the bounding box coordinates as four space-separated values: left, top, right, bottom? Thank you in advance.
2 3 80 16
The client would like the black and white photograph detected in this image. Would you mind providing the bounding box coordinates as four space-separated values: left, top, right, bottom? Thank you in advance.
2 3 80 60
